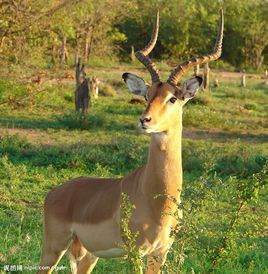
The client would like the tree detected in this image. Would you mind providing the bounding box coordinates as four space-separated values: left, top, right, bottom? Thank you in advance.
224 0 268 69
0 0 267 70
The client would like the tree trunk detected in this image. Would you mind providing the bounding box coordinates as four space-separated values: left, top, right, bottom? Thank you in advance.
257 55 264 70
265 70 268 86
51 43 56 64
241 71 246 87
0 36 6 53
87 26 95 59
75 58 81 111
194 64 200 76
131 46 135 62
84 37 89 62
60 35 67 65
75 52 79 69
203 63 210 91
84 28 91 62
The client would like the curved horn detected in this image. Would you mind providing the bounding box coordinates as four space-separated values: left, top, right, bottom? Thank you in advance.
135 11 160 83
167 9 224 85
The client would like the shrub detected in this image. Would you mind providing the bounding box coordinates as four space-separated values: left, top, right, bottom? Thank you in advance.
0 134 30 155
87 56 120 68
165 165 267 273
209 60 235 71
213 154 267 178
99 83 117 97
190 93 213 106
107 79 125 89
243 102 260 111
0 79 28 103
63 93 73 102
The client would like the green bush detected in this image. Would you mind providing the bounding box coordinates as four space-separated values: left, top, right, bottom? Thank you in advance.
209 60 236 71
0 79 28 102
99 84 117 97
243 102 261 111
190 92 213 106
213 154 267 178
63 93 73 102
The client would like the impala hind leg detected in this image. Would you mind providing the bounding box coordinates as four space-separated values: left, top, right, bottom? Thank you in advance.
38 219 72 274
69 236 98 274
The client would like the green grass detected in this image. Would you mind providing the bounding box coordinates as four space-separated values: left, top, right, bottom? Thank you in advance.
0 67 267 273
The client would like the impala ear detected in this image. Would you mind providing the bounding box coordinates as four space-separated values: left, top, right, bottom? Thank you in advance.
181 76 203 99
122 73 148 97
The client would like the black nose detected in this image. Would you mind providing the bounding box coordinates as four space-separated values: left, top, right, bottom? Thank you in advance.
140 117 152 125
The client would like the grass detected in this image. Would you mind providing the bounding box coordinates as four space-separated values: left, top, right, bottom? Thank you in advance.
0 65 267 273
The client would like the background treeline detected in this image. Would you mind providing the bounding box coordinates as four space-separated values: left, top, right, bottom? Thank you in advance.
0 0 267 71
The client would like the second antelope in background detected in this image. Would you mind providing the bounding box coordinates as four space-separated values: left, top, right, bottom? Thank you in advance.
75 58 90 115
38 9 223 274
90 76 101 99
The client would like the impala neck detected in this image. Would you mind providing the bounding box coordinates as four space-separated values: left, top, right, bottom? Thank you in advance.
142 111 183 222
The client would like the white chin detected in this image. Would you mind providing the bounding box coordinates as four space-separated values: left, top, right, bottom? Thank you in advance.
138 123 160 134
142 127 159 134
143 128 153 133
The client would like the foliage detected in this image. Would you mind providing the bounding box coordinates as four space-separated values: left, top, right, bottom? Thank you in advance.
0 1 267 70
99 83 117 97
224 0 268 69
189 92 213 106
165 165 267 273
0 70 267 272
120 193 143 273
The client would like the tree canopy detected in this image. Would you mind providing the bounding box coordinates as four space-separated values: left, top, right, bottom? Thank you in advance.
0 0 267 70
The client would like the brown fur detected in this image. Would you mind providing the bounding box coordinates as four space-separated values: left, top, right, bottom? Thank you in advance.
45 177 121 224
38 83 184 274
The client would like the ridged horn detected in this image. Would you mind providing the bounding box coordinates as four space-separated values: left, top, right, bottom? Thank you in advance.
167 9 224 85
135 11 160 83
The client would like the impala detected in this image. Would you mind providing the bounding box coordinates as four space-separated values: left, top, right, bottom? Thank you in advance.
90 76 101 99
38 9 223 274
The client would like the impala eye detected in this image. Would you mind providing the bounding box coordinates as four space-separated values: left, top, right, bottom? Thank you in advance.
169 97 177 104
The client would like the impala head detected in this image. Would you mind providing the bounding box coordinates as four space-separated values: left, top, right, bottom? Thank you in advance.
123 9 224 134
91 76 101 86
76 61 87 85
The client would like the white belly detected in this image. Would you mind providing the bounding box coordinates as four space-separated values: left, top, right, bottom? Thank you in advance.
71 219 123 257
71 218 175 258
93 248 126 258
